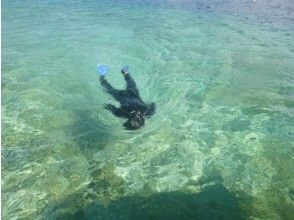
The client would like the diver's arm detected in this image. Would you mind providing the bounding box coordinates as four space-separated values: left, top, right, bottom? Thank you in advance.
144 102 156 117
105 104 126 118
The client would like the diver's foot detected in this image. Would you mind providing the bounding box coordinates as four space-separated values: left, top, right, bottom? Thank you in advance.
121 65 129 75
98 64 108 77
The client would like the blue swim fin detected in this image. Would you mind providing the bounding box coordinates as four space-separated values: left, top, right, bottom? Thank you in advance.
97 64 108 76
121 65 129 74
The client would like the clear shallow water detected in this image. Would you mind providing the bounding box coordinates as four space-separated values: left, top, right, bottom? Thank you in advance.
2 0 294 219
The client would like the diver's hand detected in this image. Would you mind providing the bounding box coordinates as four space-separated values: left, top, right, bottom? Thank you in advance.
121 65 129 75
97 64 108 77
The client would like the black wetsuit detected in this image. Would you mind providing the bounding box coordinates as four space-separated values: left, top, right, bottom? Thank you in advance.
100 73 155 129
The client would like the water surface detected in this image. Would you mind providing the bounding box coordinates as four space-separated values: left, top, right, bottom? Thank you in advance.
2 0 294 219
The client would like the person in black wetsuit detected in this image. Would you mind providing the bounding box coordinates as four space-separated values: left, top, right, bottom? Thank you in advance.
99 65 156 130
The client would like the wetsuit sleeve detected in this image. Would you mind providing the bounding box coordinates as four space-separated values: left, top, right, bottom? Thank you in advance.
105 104 126 118
144 102 156 117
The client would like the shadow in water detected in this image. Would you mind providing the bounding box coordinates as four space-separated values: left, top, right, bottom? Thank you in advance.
69 109 111 152
44 183 245 220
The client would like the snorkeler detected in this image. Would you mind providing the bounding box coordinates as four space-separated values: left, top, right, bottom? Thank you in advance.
98 65 156 130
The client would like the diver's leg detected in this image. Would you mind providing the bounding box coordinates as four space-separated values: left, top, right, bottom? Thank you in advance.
105 104 126 118
100 77 119 95
123 73 140 96
100 76 134 103
100 77 127 103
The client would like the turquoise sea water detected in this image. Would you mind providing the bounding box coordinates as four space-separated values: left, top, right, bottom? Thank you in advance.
2 0 294 219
